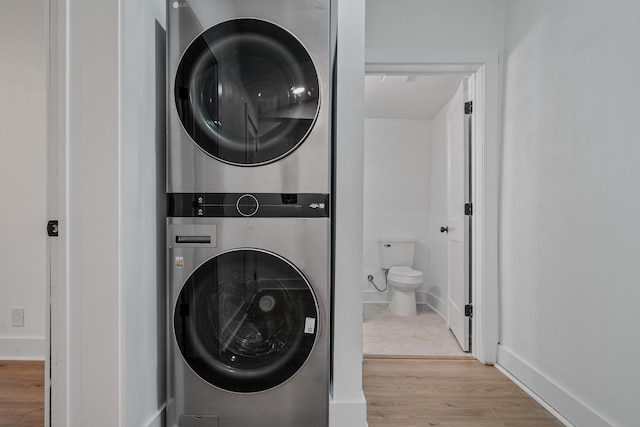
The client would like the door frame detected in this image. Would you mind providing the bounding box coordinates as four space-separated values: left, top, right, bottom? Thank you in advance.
365 48 500 364
46 0 63 425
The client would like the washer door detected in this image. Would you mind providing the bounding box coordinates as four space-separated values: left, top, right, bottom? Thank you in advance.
174 249 319 393
175 18 320 166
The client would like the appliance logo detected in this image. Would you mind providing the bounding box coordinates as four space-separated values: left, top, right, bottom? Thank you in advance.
175 256 184 269
172 1 188 8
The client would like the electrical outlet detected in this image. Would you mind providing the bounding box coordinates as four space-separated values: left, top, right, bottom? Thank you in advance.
11 308 24 327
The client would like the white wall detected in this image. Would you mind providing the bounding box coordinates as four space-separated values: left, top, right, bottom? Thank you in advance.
121 0 166 426
426 100 452 318
499 1 640 426
362 119 432 303
330 0 368 425
366 0 505 50
0 0 46 360
61 0 121 423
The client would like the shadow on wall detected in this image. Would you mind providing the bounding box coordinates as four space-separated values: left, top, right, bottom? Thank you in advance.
155 19 167 411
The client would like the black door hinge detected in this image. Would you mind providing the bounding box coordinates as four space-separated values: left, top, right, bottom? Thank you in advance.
47 220 59 237
464 203 473 215
464 101 473 114
465 304 473 317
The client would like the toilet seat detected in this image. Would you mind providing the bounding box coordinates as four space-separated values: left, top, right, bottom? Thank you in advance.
388 266 423 285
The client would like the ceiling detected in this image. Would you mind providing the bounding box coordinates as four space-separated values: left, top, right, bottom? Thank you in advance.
364 74 465 120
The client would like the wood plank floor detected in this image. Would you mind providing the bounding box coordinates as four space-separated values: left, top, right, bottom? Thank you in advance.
0 361 44 427
363 357 563 427
1 359 562 427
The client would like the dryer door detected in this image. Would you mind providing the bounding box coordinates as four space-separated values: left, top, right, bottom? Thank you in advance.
175 18 320 166
174 249 319 393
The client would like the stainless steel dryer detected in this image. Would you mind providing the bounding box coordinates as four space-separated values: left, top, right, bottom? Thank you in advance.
166 195 330 427
167 0 333 194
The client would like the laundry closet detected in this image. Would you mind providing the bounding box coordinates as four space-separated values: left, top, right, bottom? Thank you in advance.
165 1 334 426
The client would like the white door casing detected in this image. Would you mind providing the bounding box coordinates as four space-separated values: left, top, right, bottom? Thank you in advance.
446 79 471 352
366 48 500 365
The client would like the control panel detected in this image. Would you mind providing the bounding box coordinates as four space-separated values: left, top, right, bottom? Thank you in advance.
168 193 330 218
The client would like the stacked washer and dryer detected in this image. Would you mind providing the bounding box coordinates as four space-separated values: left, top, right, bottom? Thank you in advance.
166 1 333 426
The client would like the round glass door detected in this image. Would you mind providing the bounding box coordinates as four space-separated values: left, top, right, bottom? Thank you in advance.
175 18 320 166
174 249 319 393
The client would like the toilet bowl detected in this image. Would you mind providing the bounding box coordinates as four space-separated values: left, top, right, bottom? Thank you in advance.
387 266 423 317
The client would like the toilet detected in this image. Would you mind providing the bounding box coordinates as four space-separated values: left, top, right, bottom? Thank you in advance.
379 238 423 317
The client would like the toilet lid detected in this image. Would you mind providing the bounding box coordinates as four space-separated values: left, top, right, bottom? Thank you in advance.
388 266 423 284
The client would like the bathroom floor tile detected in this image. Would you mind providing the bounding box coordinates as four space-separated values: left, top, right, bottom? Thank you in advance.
363 304 467 356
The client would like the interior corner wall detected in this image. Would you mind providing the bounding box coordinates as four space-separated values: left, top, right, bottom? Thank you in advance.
0 0 46 360
499 1 640 426
362 119 432 304
365 0 506 50
120 0 167 426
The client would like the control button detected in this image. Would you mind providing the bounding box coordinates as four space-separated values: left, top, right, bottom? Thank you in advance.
196 207 205 216
236 194 259 217
194 194 205 206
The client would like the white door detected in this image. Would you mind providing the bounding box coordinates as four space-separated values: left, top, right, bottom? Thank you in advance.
445 79 471 352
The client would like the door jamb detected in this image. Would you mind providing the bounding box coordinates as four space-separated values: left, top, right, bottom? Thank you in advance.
365 49 500 364
47 0 70 424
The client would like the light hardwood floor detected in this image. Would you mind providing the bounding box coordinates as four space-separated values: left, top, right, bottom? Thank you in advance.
1 359 562 427
0 361 44 427
363 356 563 427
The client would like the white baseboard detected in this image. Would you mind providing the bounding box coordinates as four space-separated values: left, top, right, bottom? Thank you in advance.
495 363 574 427
329 392 368 427
0 337 45 360
497 345 611 427
425 292 447 319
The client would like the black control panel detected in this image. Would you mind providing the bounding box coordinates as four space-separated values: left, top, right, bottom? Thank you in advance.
168 193 330 218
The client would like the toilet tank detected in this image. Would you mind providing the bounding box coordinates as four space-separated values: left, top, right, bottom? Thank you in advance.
378 239 416 269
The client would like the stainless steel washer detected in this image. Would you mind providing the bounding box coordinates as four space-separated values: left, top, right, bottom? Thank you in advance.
167 0 333 194
166 199 330 427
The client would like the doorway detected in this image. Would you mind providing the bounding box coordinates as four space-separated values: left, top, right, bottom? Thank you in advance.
362 49 501 364
361 72 472 357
